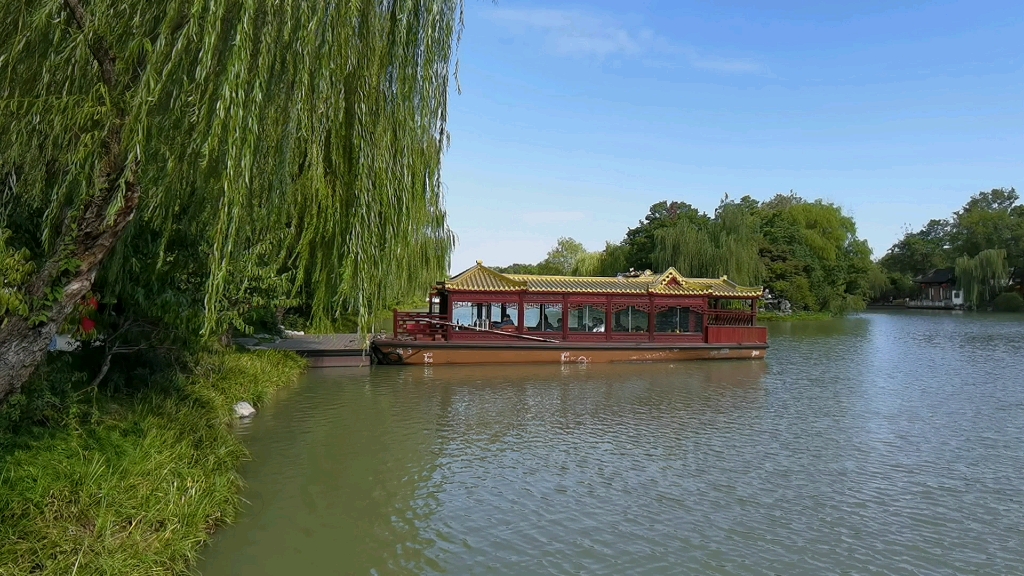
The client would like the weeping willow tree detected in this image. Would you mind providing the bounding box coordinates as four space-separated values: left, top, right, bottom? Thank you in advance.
651 202 763 286
955 249 1008 308
0 0 461 403
584 242 630 276
568 242 629 277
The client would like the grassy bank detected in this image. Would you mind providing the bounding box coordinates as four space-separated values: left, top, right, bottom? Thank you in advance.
0 349 306 575
758 311 835 322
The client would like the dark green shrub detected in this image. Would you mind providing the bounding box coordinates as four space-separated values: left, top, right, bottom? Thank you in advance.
992 292 1024 312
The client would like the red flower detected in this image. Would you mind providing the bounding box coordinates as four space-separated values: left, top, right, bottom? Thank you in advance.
81 317 96 334
86 297 99 310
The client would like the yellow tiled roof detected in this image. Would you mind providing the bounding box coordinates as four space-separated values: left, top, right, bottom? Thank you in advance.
445 262 762 298
667 277 763 297
445 261 528 291
506 274 651 293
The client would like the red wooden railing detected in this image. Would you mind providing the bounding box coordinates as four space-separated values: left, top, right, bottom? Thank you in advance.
705 310 756 327
393 312 448 340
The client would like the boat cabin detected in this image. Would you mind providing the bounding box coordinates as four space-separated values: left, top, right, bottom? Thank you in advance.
393 262 767 347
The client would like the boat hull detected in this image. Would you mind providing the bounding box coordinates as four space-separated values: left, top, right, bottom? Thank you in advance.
371 339 767 365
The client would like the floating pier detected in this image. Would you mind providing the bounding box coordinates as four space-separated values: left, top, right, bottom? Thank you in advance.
264 334 370 367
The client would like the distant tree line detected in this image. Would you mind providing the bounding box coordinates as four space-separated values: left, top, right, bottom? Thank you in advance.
496 193 876 314
502 187 1023 313
877 188 1023 308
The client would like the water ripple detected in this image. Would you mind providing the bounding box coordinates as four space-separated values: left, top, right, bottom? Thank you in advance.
198 311 1024 575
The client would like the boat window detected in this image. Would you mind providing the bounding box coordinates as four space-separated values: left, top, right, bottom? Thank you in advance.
451 302 517 330
489 302 519 329
568 303 606 332
451 302 474 328
612 305 648 333
655 306 702 333
524 303 562 332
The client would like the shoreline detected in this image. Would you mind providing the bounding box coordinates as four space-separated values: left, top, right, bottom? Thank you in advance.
758 311 835 322
0 349 307 575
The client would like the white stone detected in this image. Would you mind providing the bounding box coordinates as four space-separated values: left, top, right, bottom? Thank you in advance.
233 401 256 418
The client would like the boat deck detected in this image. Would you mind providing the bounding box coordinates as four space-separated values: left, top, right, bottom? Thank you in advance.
371 338 767 365
264 334 370 367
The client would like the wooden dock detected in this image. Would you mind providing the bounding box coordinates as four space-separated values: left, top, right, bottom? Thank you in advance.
263 334 370 367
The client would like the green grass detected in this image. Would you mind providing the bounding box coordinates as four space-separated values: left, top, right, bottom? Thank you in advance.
0 350 306 575
758 310 835 322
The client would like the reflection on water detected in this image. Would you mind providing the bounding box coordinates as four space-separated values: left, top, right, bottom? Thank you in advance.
198 311 1024 575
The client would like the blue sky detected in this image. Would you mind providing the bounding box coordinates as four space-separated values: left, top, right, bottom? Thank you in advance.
443 0 1023 273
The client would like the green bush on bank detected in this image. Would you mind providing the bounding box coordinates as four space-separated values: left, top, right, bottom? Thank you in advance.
0 349 306 575
992 292 1024 312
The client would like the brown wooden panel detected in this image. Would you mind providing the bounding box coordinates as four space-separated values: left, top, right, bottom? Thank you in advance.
651 296 705 307
610 295 650 303
523 293 570 301
567 295 612 303
608 332 650 342
652 334 704 344
564 332 608 342
707 326 768 345
372 342 767 364
447 292 522 303
448 330 547 342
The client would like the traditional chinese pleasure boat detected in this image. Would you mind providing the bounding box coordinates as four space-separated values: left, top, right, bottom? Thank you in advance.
370 261 767 365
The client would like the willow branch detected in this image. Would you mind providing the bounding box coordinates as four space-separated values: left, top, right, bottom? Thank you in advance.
62 0 117 89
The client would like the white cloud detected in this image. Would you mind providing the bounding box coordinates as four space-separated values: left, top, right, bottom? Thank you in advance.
685 51 767 74
489 8 642 57
487 7 767 74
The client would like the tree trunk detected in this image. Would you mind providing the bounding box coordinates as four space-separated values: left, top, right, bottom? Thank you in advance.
0 0 139 406
0 121 139 407
0 175 139 405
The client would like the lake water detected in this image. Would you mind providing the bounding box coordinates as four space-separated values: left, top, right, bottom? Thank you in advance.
197 311 1024 575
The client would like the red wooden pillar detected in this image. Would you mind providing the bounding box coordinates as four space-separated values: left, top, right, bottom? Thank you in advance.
517 292 525 333
648 295 655 342
447 294 454 340
562 294 569 341
606 295 612 341
702 298 710 343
